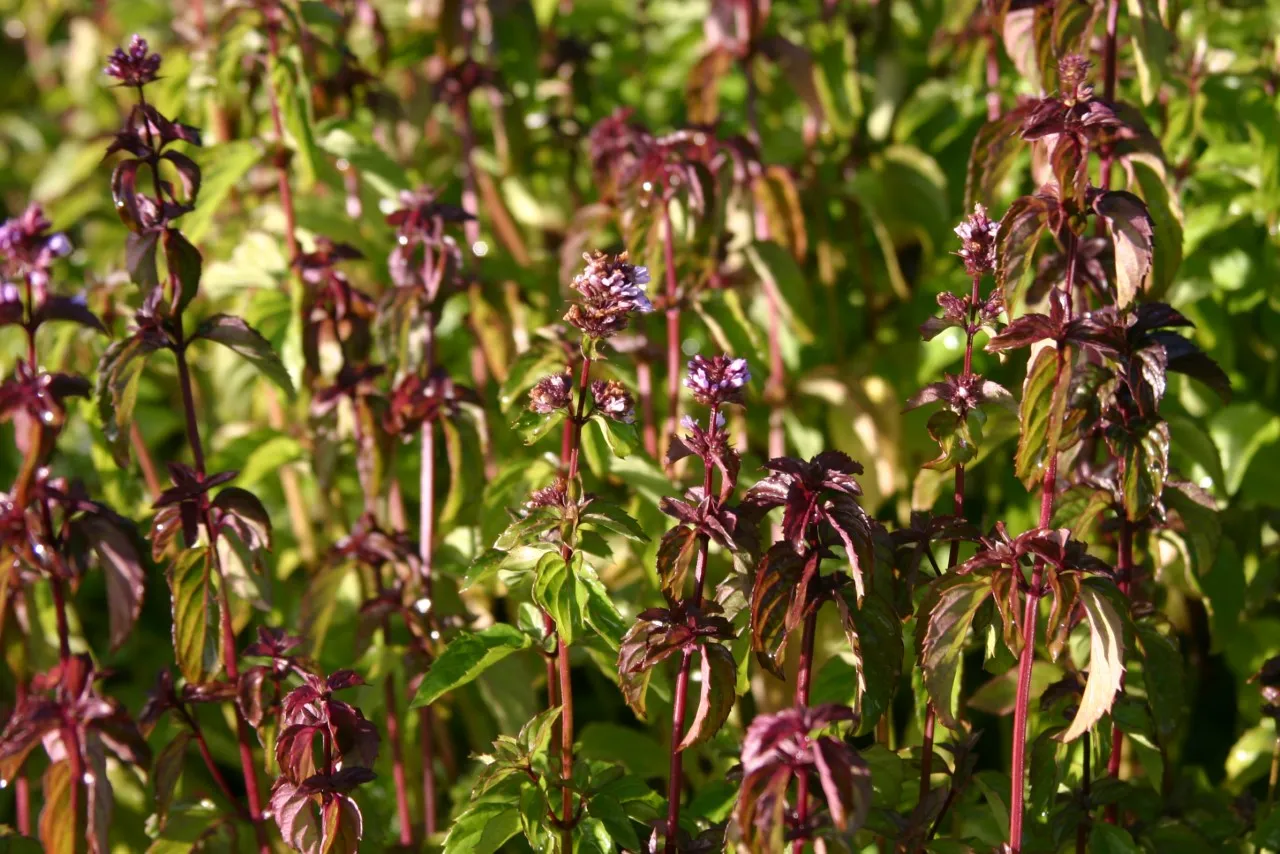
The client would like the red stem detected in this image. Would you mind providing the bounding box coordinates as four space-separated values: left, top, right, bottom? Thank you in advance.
553 356 593 850
1077 730 1092 853
793 607 819 853
265 25 299 265
419 314 440 836
1099 0 1120 193
1104 518 1133 824
638 359 659 458
986 9 1001 120
174 341 269 853
1009 237 1078 853
176 705 250 819
665 406 720 852
919 273 981 810
386 677 413 846
661 201 681 451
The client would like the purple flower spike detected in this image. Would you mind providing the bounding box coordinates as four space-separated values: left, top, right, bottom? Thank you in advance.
105 35 162 87
564 251 653 339
684 355 750 407
954 204 1000 277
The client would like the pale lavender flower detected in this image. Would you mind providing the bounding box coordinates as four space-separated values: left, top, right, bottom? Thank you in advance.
684 355 750 406
564 251 653 339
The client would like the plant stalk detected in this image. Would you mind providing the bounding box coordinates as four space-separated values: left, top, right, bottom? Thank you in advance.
793 606 819 854
418 310 440 836
1103 517 1134 825
174 341 269 854
552 355 594 850
661 200 681 453
1009 237 1078 852
1100 0 1120 192
1077 730 1091 853
665 405 720 852
920 272 982 809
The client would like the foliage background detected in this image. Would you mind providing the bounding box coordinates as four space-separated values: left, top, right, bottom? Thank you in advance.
1 0 1279 850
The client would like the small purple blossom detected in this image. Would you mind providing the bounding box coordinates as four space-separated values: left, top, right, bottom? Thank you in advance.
684 355 749 407
564 251 653 339
525 480 568 510
529 373 573 414
591 379 635 423
105 35 162 87
954 204 999 277
0 204 72 296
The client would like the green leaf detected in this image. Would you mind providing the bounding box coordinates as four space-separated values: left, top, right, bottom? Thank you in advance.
151 731 192 830
745 240 816 344
169 547 217 685
95 334 162 466
581 502 648 542
1015 346 1071 488
1127 154 1182 300
1124 0 1170 104
442 778 523 854
838 590 903 733
410 624 533 708
511 408 566 446
676 643 737 751
923 408 985 472
1090 821 1142 853
183 141 261 243
1060 578 1127 742
1122 420 1170 521
593 415 639 459
1208 403 1280 496
1136 620 1185 742
578 725 666 779
533 551 586 647
193 314 295 397
580 566 626 650
920 573 992 729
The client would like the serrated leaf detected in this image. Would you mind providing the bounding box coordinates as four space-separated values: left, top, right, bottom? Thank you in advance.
1095 190 1155 309
169 547 217 684
410 624 533 708
511 408 566 446
1016 346 1072 488
194 314 295 397
533 551 586 647
920 573 992 729
1060 578 1127 742
676 642 737 751
594 415 639 459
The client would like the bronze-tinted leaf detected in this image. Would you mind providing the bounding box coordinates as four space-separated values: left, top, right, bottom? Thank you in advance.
676 642 737 752
919 572 993 729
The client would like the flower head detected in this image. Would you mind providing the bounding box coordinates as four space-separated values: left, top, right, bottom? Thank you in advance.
954 204 999 277
529 373 573 414
0 204 71 295
591 379 635 423
105 35 162 87
526 480 568 510
684 355 750 406
1057 53 1093 103
564 251 653 339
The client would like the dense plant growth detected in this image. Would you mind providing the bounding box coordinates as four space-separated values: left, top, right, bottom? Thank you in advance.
1 1 1278 852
